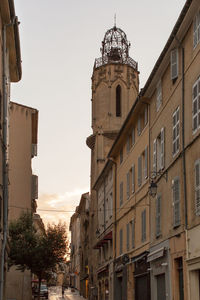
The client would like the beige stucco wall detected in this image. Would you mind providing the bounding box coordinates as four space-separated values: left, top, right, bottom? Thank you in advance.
6 102 38 300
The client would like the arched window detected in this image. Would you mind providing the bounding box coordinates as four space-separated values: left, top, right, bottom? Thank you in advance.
116 85 121 117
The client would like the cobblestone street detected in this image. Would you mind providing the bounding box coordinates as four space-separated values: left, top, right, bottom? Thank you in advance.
64 289 86 300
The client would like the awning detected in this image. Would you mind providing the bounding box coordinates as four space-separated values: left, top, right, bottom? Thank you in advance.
94 231 112 249
147 247 165 262
131 251 148 263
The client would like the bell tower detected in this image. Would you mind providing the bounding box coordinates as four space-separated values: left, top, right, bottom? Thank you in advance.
87 25 139 186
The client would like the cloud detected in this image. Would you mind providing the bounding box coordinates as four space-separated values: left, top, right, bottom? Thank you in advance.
36 188 89 230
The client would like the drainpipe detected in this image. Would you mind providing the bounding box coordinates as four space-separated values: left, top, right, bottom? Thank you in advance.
0 21 12 300
181 46 188 230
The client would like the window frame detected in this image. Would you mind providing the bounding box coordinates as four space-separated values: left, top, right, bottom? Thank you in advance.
172 106 180 156
172 177 181 227
193 10 200 49
171 48 179 80
192 77 200 134
156 80 162 112
195 159 200 216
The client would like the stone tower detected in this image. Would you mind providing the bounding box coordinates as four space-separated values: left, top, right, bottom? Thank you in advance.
87 25 139 186
86 25 139 299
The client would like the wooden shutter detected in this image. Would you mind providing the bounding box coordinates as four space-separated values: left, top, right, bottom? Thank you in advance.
173 178 180 227
192 81 198 132
138 156 142 186
144 147 148 179
120 228 123 255
142 209 146 242
137 117 141 136
132 165 135 193
171 48 178 80
160 127 165 169
131 220 135 248
153 139 157 175
156 195 161 237
126 223 130 251
120 182 123 206
126 172 130 199
195 160 200 215
132 128 135 146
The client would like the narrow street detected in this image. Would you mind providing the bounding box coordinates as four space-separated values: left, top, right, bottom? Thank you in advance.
48 288 86 300
64 289 86 300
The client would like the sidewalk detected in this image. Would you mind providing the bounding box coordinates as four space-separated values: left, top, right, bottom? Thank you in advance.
64 289 86 300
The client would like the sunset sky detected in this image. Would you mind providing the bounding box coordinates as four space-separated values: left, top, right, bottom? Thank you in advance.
11 0 186 228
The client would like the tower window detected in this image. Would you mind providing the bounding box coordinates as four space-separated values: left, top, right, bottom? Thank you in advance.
116 85 121 117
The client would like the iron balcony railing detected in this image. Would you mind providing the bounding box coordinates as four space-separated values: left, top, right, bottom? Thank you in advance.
94 55 138 70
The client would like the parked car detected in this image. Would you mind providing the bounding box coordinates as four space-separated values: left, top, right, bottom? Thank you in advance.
33 284 48 299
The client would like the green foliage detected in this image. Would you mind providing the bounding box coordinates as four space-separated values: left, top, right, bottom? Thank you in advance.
8 211 68 281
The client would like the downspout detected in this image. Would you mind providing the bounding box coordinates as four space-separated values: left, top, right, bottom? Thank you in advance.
0 23 10 300
181 46 188 230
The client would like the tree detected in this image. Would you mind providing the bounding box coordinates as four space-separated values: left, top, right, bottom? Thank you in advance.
8 211 69 300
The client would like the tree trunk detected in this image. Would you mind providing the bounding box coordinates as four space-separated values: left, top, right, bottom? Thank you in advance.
37 276 41 300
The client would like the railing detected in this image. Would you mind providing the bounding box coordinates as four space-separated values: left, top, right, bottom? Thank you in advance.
94 55 137 70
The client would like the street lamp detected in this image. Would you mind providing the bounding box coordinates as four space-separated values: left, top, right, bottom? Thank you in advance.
149 181 157 198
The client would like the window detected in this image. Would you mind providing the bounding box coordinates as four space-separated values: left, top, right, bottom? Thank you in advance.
137 117 141 136
194 11 200 48
156 80 162 111
132 127 135 146
171 48 178 80
144 105 148 125
141 209 146 242
131 165 135 193
120 148 123 164
126 172 130 199
109 192 113 218
172 107 180 156
126 223 130 251
138 155 142 186
192 77 200 133
156 195 161 237
120 182 123 206
144 146 148 179
153 128 165 173
126 135 131 153
172 177 181 227
131 219 135 248
195 159 200 216
116 85 121 117
138 148 148 187
119 228 123 255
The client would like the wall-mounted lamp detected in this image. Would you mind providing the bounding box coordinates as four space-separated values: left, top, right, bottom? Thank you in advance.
149 170 168 198
149 181 157 198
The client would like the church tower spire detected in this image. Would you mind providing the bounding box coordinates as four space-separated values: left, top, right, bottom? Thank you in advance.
87 25 139 185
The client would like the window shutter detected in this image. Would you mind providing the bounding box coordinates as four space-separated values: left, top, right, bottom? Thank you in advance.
142 210 146 242
126 136 130 153
132 165 135 193
131 220 135 248
156 195 161 237
193 11 200 48
120 182 123 206
138 156 142 186
120 148 123 164
126 223 130 251
120 229 123 255
173 178 180 227
156 80 162 111
137 118 141 136
195 160 200 215
126 172 130 199
144 147 148 179
132 128 135 146
171 48 178 80
160 127 165 169
153 139 157 175
144 106 148 125
192 81 198 132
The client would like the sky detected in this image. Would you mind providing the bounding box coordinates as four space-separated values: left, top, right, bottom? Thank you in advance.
11 0 186 227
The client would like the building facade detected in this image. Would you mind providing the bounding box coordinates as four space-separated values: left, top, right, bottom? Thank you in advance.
86 24 139 300
0 0 22 297
6 102 38 300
